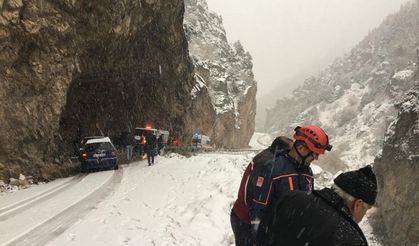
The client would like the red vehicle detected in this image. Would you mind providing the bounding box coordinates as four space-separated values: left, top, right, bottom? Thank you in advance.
170 136 182 146
134 126 157 154
134 126 170 152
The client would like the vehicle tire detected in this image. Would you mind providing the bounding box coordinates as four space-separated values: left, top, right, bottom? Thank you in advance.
81 165 88 173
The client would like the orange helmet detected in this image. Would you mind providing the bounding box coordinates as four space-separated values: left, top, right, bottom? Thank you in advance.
293 125 332 154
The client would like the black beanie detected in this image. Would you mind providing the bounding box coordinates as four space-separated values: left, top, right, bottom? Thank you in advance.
334 165 378 205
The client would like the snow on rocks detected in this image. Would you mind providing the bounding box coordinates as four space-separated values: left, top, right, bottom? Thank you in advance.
392 69 414 81
398 89 419 113
0 179 19 193
19 173 25 181
312 164 334 189
191 73 207 99
184 0 256 129
0 174 32 193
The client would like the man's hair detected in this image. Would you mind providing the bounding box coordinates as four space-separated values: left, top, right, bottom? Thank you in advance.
293 140 305 147
332 183 355 204
269 136 293 154
332 184 371 209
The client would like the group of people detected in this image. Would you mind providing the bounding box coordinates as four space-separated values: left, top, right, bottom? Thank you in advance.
121 130 163 166
231 124 378 246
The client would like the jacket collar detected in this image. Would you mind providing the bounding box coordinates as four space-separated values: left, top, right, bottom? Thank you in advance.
315 188 352 217
314 188 369 245
282 153 311 172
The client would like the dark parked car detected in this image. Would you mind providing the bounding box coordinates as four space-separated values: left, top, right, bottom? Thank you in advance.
79 136 104 148
79 137 118 172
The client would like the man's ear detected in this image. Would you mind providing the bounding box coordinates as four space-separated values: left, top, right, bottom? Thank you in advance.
296 143 307 153
353 199 364 211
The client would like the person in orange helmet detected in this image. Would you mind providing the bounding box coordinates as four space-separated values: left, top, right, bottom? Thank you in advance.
230 125 332 246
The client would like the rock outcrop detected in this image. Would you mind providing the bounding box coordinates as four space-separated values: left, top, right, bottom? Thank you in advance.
371 83 419 246
0 0 210 181
184 0 256 148
0 0 257 181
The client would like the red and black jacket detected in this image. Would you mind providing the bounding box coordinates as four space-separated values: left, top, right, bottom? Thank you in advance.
232 150 314 243
232 149 274 224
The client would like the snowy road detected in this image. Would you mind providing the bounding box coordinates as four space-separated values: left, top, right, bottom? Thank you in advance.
0 142 381 245
46 153 252 246
0 170 123 246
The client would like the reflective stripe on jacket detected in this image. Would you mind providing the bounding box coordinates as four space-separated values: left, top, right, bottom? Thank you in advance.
232 149 274 224
248 154 314 243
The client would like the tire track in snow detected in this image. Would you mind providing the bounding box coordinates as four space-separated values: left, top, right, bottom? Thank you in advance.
0 175 86 221
3 169 123 246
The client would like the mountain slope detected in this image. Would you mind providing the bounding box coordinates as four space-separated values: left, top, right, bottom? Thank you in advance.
265 1 419 169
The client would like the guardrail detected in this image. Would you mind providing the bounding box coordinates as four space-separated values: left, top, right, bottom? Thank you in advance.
164 146 263 155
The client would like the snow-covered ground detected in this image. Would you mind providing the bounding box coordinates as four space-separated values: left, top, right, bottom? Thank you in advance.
0 133 381 246
47 153 251 246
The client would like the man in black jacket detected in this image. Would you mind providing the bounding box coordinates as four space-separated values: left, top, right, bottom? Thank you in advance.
145 132 157 166
261 165 378 246
122 130 135 161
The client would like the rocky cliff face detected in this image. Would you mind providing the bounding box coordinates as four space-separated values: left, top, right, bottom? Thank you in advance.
0 0 210 181
184 0 256 148
264 1 419 170
372 82 419 245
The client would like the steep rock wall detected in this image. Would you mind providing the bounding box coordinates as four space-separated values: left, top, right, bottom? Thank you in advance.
0 0 207 180
372 83 419 246
184 0 256 148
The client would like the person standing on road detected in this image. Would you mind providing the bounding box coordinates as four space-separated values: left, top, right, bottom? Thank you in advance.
145 132 157 166
122 129 135 162
157 134 163 155
260 165 377 246
230 125 333 246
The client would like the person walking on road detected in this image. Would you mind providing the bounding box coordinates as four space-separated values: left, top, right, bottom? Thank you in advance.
260 165 377 246
230 125 332 246
145 132 157 166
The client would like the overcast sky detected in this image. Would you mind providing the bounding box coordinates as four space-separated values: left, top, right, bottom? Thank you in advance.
205 0 410 97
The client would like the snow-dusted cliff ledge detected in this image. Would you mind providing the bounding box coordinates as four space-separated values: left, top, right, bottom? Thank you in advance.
372 83 419 246
184 0 256 148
